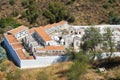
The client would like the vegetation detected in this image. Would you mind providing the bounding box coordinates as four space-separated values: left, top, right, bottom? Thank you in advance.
6 69 23 80
36 71 48 80
103 28 115 58
81 27 102 60
107 11 120 24
0 0 120 80
67 51 89 80
44 2 75 23
0 18 21 28
21 0 40 24
9 0 15 5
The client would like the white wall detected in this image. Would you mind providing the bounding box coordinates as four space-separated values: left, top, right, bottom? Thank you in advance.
4 36 21 66
20 55 67 69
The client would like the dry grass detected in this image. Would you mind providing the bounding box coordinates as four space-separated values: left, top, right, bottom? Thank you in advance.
0 59 120 80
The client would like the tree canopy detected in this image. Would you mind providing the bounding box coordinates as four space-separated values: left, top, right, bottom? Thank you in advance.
44 2 75 23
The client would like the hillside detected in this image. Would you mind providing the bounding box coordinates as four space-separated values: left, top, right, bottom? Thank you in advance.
0 0 120 26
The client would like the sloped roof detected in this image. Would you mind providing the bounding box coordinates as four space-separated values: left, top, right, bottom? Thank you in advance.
35 27 52 41
9 25 28 34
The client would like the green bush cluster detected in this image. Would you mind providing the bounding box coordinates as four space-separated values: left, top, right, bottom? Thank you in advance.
67 51 89 80
108 11 120 24
0 18 21 28
9 0 15 5
21 0 40 24
44 2 75 23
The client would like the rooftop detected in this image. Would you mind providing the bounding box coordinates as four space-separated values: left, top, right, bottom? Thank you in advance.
35 27 52 41
8 25 28 34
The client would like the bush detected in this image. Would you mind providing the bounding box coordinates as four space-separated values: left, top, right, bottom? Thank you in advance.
68 16 75 22
9 0 15 5
108 0 116 3
44 2 75 23
11 11 19 17
67 0 75 4
103 3 110 9
0 63 7 72
0 18 21 28
0 29 4 34
107 11 120 24
21 0 40 24
21 0 28 7
67 51 89 80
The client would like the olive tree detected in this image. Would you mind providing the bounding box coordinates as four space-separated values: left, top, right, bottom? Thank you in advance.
81 27 102 60
103 27 115 58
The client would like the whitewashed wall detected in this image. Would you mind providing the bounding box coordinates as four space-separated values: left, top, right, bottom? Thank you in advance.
20 56 67 69
4 36 21 66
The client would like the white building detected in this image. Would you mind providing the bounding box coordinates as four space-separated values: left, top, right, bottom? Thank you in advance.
3 21 120 69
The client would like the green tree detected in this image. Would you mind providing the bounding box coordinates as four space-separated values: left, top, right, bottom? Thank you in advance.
67 51 89 80
103 27 115 58
44 2 75 23
81 27 102 60
0 18 21 28
22 0 40 24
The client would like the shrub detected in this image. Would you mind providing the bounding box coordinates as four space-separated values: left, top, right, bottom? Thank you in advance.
108 0 116 4
44 2 75 23
107 11 120 24
0 63 7 72
68 16 75 22
11 11 19 17
21 0 28 8
103 3 110 9
0 18 21 28
9 0 15 5
67 0 75 4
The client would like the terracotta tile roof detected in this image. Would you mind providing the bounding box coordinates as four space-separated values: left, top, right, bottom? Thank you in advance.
15 49 26 59
44 24 52 29
5 28 35 60
12 43 23 49
5 34 18 43
36 46 65 51
9 25 28 34
29 27 36 33
36 47 45 51
45 46 65 51
58 20 67 25
43 20 67 29
35 27 52 41
28 56 34 59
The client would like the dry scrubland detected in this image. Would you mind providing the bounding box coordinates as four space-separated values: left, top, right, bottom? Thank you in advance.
0 59 120 80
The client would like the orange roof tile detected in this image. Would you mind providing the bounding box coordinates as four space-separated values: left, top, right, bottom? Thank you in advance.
28 56 34 59
58 20 67 25
29 28 36 33
5 34 18 43
12 43 23 49
9 25 28 34
36 47 45 51
44 24 52 29
15 49 26 59
36 46 65 51
45 46 65 51
43 21 67 29
35 27 52 41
